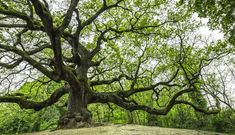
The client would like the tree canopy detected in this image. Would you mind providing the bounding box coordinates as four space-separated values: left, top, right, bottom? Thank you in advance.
0 0 234 129
187 0 235 43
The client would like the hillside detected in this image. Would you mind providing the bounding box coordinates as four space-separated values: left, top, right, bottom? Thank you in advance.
25 124 228 135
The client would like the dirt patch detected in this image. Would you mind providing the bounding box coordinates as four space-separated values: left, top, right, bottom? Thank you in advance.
24 124 228 135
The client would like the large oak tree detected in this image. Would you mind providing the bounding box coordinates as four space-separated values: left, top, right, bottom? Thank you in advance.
0 0 233 129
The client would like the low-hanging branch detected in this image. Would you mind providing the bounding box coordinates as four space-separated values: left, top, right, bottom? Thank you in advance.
0 85 69 111
89 87 220 115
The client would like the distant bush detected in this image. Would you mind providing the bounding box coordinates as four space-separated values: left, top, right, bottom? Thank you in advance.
0 104 61 134
146 105 235 133
211 109 235 133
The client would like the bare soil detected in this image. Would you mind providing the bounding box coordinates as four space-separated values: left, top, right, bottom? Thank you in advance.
24 124 228 135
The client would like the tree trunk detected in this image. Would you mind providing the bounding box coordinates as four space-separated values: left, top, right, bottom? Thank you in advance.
57 82 92 129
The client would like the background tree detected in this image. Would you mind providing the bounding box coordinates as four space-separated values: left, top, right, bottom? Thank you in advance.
186 0 235 109
0 0 233 129
184 0 235 44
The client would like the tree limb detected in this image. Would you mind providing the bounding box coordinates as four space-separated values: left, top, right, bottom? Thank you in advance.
81 0 124 28
29 0 53 34
118 68 180 97
89 87 220 115
0 58 23 69
57 0 79 33
0 43 60 82
0 85 69 111
90 74 132 86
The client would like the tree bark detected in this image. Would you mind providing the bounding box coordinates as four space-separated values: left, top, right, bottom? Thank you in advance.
57 65 92 129
58 85 92 129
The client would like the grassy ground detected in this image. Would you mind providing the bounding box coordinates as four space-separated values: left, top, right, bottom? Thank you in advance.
24 124 229 135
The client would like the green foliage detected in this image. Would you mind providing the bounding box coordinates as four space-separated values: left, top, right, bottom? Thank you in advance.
146 106 235 133
0 104 62 135
189 0 235 44
0 105 32 134
211 109 235 133
0 78 66 134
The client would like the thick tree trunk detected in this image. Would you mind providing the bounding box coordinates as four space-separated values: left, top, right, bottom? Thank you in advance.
56 58 92 129
57 82 92 129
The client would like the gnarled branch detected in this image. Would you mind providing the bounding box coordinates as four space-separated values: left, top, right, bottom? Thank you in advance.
0 85 69 111
0 43 60 82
